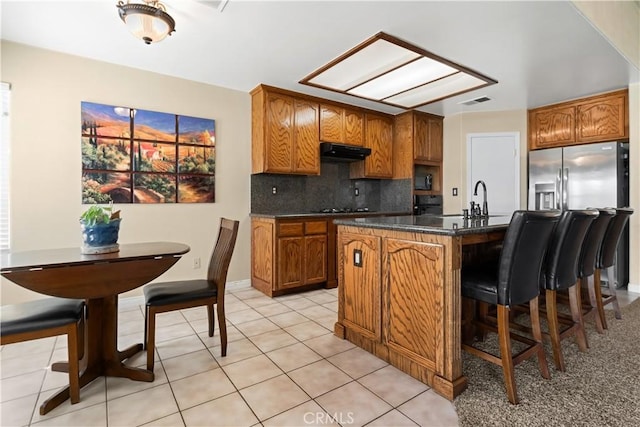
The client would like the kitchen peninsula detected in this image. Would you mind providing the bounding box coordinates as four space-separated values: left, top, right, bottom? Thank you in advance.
333 214 511 400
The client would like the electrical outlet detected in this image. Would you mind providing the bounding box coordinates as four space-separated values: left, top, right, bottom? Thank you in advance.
272 186 277 195
353 249 362 267
452 188 458 196
193 257 201 269
354 188 359 196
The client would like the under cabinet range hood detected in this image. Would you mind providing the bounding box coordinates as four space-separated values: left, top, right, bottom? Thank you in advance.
320 142 371 162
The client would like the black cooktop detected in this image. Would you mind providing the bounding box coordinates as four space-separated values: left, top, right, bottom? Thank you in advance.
312 207 373 214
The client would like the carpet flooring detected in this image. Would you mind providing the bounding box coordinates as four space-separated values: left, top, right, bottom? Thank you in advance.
454 299 640 426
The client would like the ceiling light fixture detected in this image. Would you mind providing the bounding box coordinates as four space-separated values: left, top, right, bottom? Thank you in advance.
117 0 176 45
300 32 497 110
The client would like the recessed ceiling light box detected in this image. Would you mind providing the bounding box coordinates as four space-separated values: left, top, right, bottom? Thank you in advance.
300 32 497 110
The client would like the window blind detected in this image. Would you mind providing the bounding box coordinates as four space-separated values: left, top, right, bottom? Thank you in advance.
1 82 11 250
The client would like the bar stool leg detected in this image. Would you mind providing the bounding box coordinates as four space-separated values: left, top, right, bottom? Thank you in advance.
568 283 588 351
594 269 608 330
585 275 604 334
605 265 622 320
497 305 518 404
546 289 565 371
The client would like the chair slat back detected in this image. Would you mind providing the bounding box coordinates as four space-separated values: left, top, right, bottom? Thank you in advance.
207 218 240 295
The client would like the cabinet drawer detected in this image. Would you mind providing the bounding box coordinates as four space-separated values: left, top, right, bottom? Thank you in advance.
278 222 304 237
305 221 327 235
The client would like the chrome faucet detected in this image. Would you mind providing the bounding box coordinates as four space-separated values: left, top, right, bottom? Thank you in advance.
473 180 489 217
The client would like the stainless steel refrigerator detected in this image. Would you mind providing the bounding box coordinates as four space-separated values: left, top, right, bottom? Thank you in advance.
528 141 630 287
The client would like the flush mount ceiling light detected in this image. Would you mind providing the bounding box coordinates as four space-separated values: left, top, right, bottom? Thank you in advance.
300 32 497 110
117 0 176 45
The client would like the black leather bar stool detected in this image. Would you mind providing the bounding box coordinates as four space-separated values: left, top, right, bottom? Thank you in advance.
461 210 560 404
542 209 598 372
577 208 615 334
594 207 634 329
0 298 85 414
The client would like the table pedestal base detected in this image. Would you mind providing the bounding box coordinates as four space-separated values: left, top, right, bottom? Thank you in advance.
42 296 153 415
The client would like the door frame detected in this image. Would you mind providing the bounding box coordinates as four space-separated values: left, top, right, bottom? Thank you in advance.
466 132 520 214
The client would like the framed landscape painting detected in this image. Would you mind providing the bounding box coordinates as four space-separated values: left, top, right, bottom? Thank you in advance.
81 102 215 203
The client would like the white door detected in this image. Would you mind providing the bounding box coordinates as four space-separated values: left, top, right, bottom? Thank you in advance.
467 132 520 215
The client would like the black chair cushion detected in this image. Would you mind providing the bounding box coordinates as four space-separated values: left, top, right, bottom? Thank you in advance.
462 268 499 305
0 298 84 337
144 280 217 307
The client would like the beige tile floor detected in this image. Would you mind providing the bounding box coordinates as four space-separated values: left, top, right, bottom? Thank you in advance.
0 286 459 427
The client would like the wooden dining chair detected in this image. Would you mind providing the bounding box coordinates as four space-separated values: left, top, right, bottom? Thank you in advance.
143 218 239 372
0 297 85 414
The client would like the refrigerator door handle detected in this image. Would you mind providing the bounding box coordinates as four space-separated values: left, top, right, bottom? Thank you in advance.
562 168 569 210
556 168 562 209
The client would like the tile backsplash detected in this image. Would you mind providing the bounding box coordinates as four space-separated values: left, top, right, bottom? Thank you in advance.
251 162 411 214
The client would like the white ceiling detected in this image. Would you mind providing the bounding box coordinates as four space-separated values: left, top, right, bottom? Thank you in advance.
1 0 638 117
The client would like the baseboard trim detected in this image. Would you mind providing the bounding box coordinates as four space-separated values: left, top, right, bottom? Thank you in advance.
118 279 252 309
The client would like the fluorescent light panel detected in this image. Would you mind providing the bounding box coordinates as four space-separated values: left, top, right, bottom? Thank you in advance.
300 32 497 110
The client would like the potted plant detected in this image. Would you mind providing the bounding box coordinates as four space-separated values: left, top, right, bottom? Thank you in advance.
80 203 122 254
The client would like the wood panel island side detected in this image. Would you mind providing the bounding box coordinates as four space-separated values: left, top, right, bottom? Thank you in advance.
333 214 511 400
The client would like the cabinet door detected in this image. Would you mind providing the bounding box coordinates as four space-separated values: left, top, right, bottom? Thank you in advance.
339 233 381 340
251 219 274 290
413 114 429 161
293 99 320 174
304 235 327 284
320 104 344 143
344 108 364 146
577 93 627 143
363 114 393 178
427 117 443 162
265 93 295 172
529 106 576 150
277 236 304 289
384 238 444 365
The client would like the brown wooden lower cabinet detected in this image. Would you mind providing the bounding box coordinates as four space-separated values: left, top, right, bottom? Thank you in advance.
335 224 468 401
251 217 328 297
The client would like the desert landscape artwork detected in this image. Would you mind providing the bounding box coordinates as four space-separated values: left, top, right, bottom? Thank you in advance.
81 102 215 203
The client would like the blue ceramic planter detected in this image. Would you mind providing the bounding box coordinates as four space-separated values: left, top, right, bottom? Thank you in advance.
81 218 121 253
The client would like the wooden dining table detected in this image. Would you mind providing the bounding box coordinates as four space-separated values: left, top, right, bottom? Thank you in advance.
0 241 190 414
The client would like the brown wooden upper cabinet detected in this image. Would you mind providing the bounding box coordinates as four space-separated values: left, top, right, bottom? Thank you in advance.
251 86 320 175
351 113 394 179
320 104 364 146
528 89 628 150
412 111 443 162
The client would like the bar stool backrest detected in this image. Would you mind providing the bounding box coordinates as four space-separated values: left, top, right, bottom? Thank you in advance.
596 207 634 270
544 209 598 291
498 210 561 306
578 208 615 278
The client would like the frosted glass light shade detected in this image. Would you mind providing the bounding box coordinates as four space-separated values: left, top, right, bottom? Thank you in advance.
117 1 175 45
300 32 496 109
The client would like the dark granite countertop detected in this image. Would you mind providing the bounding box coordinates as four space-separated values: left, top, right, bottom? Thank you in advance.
250 211 411 219
333 214 513 236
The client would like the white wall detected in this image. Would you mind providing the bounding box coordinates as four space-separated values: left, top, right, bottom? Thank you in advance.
628 83 639 292
442 110 528 214
1 41 252 304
